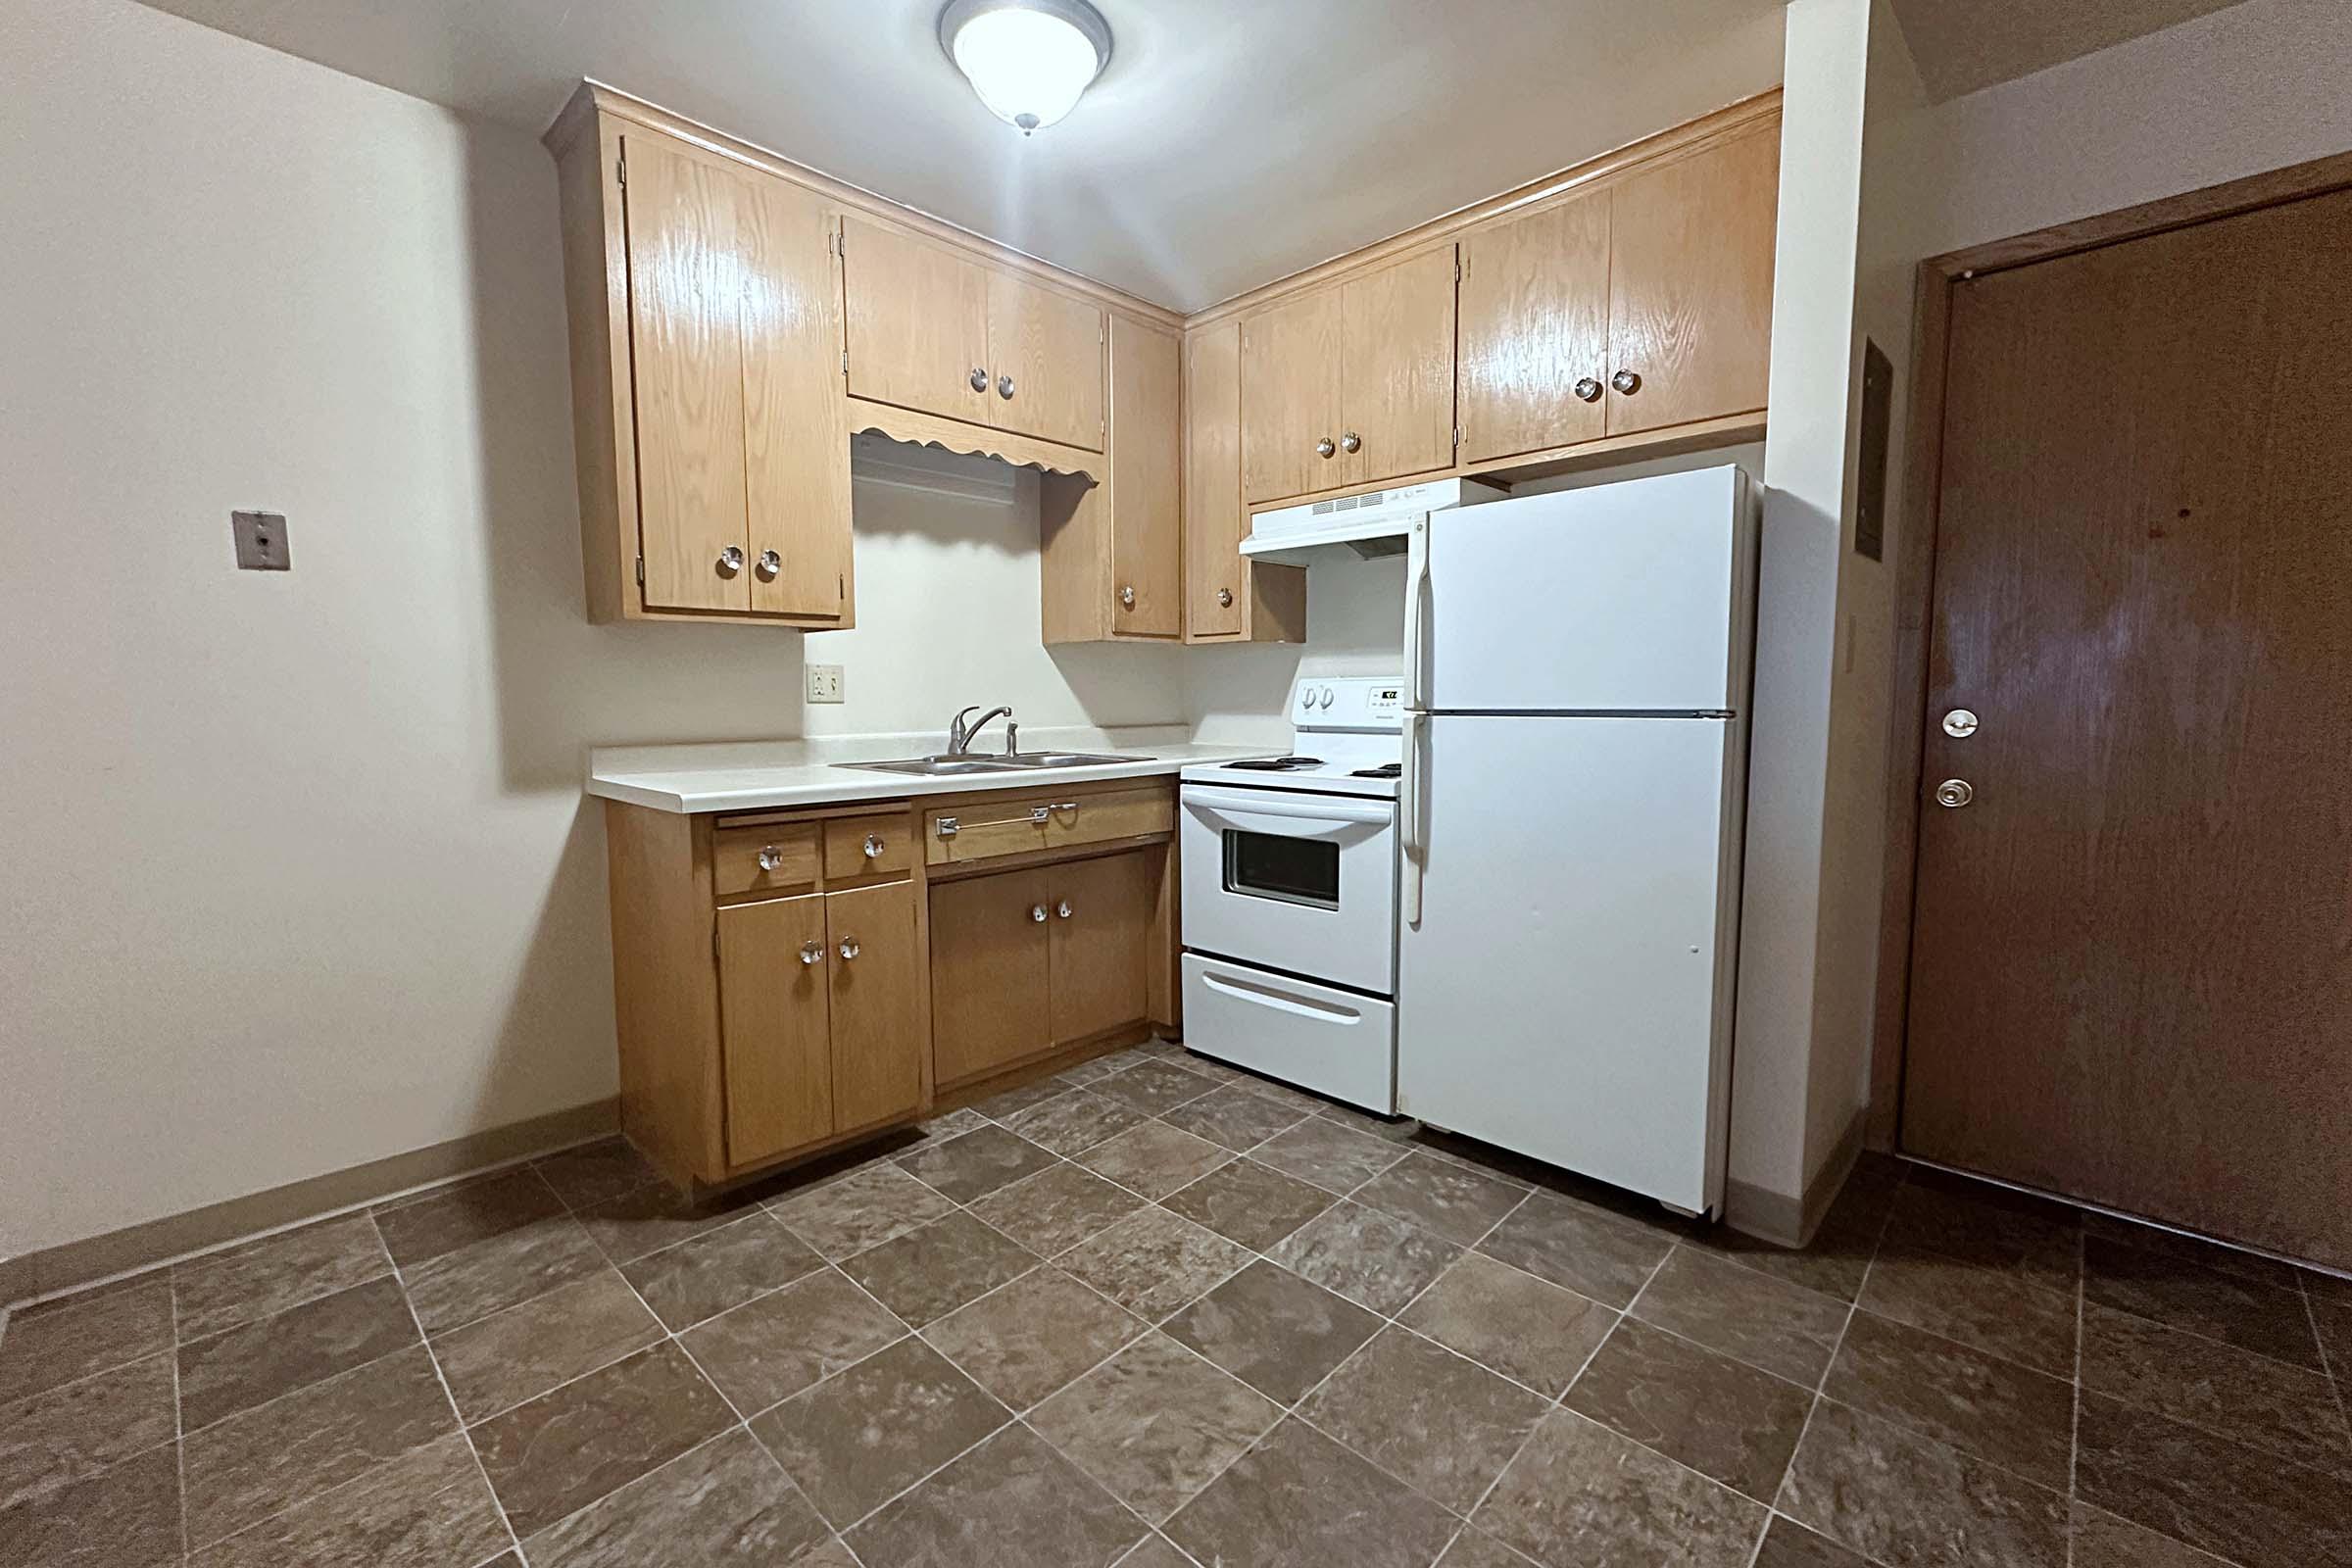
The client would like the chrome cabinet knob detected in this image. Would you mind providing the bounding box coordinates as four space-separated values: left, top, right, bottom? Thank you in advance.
1056 901 1073 919
1611 369 1642 395
1315 436 1336 459
1031 904 1048 922
1216 587 1234 608
758 845 787 871
837 938 861 961
1942 709 1981 738
754 549 781 581
861 833 885 858
997 372 1015 400
1574 376 1603 403
799 941 822 966
969 366 989 392
1340 431 1361 454
716 545 746 576
1119 585 1136 609
1934 778 1975 808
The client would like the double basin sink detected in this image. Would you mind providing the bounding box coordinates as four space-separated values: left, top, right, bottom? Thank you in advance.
838 752 1150 778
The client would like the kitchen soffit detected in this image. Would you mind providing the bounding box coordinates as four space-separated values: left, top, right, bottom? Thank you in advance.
126 0 1787 312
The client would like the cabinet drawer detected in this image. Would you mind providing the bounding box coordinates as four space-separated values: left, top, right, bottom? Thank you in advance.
1046 785 1173 851
824 815 913 881
713 823 821 897
927 784 1174 865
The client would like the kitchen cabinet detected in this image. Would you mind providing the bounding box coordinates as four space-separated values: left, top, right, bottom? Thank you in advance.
1457 188 1613 465
552 114 853 626
1181 319 1305 643
1240 245 1457 505
1041 317 1183 642
842 216 1106 453
1047 851 1158 1045
820 878 926 1132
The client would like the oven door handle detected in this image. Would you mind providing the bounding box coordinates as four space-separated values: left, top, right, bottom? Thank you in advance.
1182 787 1394 833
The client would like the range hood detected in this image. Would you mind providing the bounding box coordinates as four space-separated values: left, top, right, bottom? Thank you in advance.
1241 478 1507 563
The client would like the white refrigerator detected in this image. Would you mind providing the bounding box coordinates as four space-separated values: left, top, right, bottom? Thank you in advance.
1396 466 1757 1217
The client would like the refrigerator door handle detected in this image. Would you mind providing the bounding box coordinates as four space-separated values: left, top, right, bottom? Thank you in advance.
1401 517 1431 711
1399 710 1425 927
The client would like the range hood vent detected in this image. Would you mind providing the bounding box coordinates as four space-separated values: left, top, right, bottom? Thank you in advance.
1240 478 1508 563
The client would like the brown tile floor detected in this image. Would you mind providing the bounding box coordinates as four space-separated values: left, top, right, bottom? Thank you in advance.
6 1038 2351 1568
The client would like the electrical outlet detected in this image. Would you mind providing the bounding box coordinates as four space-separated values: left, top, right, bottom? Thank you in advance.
806 663 846 704
231 510 290 570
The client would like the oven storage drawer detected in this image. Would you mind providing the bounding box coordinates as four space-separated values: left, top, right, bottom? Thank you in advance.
1181 954 1396 1115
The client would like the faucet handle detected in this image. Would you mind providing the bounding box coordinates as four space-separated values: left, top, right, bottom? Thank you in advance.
1004 720 1020 757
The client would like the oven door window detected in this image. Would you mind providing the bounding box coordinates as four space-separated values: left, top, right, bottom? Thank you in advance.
1223 829 1341 909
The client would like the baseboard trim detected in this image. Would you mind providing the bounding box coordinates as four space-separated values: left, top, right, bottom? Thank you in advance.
0 1098 620 1310
1723 1107 1868 1250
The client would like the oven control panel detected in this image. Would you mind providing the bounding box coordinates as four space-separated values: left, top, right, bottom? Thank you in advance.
1291 676 1405 731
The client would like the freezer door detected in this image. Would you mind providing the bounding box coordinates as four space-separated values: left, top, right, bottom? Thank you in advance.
1397 713 1743 1214
1421 466 1753 713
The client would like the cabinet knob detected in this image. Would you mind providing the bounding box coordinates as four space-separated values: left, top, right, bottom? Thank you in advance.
1340 431 1361 454
838 937 861 960
1216 587 1234 609
754 548 781 581
715 545 745 576
1056 901 1073 920
1119 585 1136 609
1574 376 1603 403
1315 436 1336 459
997 372 1016 400
757 845 787 871
799 941 823 966
862 832 885 858
969 366 989 392
1611 368 1642 395
1031 904 1048 922
1934 778 1974 809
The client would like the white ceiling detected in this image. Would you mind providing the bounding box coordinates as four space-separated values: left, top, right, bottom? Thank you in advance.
1888 0 2251 101
128 0 1789 312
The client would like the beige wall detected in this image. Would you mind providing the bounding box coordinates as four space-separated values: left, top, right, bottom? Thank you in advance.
0 0 1183 1260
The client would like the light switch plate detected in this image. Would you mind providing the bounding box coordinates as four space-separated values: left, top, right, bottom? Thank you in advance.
232 511 290 570
806 663 845 704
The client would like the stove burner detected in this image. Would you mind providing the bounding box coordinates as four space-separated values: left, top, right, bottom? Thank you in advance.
1228 755 1327 772
1349 762 1402 778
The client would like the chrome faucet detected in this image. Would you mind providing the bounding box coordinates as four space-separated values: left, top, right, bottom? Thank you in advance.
947 704 1016 757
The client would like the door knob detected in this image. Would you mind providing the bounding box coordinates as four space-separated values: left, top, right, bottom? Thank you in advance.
1316 436 1336 459
1031 904 1048 922
715 545 745 576
1216 587 1234 609
861 833 885 858
754 549 781 581
1574 377 1603 403
799 941 822 966
969 367 989 392
997 372 1015 400
1340 431 1361 454
758 845 788 871
837 938 861 960
1056 901 1073 919
1942 709 1981 738
1610 369 1642 395
1119 585 1136 609
1934 778 1975 808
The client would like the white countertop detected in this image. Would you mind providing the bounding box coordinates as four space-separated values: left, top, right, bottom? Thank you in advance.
588 725 1278 813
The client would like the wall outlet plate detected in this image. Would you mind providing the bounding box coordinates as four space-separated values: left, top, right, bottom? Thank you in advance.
231 510 290 570
806 663 845 704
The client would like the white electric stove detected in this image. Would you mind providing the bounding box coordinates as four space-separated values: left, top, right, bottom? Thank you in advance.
1177 677 1404 1113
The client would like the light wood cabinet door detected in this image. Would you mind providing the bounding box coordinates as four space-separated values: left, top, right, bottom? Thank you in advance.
928 868 1053 1086
1240 284 1345 503
1109 316 1181 636
717 893 833 1166
1047 851 1157 1046
1457 192 1611 464
1184 319 1245 638
741 177 853 620
826 879 924 1131
1340 246 1458 486
1606 126 1780 437
842 216 992 426
986 270 1106 451
623 133 751 613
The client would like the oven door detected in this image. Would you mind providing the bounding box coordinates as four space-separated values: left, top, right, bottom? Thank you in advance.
1179 784 1397 995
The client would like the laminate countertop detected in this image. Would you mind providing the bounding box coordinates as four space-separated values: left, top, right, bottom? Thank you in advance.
588 727 1278 813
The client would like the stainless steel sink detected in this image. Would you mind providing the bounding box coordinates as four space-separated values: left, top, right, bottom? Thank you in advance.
837 752 1149 777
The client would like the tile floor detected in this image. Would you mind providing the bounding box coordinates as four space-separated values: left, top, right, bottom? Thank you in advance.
5 1038 2350 1568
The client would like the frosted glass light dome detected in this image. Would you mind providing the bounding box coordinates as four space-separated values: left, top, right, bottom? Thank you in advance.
938 0 1112 134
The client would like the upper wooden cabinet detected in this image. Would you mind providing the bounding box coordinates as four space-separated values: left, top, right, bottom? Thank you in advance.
843 217 1106 453
1239 248 1458 504
1458 188 1613 465
552 114 853 627
1040 317 1184 643
1183 319 1305 643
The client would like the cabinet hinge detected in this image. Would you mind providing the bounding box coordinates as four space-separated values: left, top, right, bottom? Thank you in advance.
1454 255 1462 282
615 154 626 188
838 573 846 601
1452 425 1462 450
634 555 645 586
835 224 845 256
842 349 850 376
711 924 719 959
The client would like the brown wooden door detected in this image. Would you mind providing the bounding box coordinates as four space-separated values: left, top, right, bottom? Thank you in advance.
1339 245 1457 486
716 893 833 1165
740 178 853 621
928 867 1053 1087
1240 284 1345 503
825 879 925 1132
622 132 751 613
1457 191 1611 464
842 217 992 426
1902 187 2352 1266
1047 851 1157 1046
1184 319 1246 639
1604 125 1778 438
1108 316 1182 637
987 270 1106 451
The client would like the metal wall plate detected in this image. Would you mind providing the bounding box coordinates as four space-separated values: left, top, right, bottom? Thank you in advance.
231 511 289 570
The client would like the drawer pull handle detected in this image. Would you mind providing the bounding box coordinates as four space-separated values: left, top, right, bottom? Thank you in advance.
937 816 959 838
1029 805 1050 824
758 845 788 871
838 938 861 961
862 833 885 858
1052 801 1079 813
799 941 822 966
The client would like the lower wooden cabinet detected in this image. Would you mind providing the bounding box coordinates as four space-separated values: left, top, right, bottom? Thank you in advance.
822 879 926 1131
1047 851 1158 1045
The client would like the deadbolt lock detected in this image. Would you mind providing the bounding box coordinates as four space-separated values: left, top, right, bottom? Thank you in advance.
1942 708 1981 738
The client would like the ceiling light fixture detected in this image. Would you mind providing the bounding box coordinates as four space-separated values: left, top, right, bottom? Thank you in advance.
938 0 1112 136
